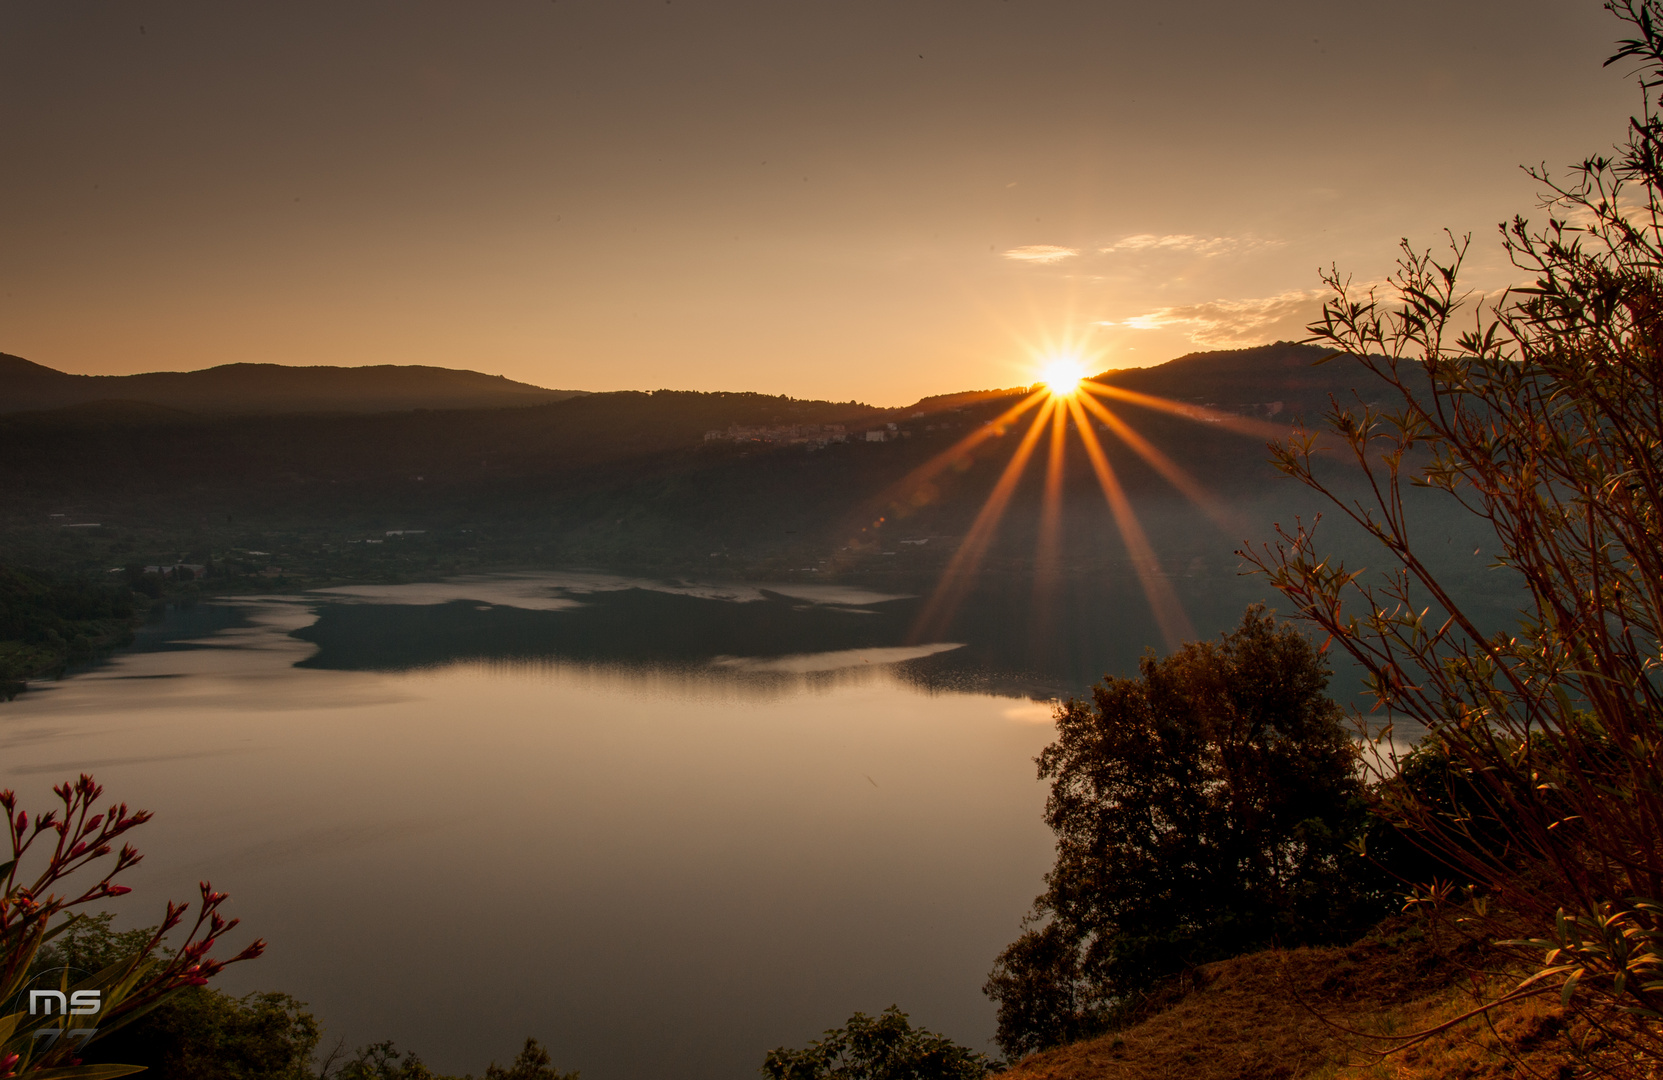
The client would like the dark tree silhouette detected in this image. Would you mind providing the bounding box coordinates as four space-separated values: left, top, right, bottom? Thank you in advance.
984 606 1379 1058
762 1006 994 1080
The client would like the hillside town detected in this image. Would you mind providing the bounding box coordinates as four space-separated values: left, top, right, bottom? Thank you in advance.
702 422 852 448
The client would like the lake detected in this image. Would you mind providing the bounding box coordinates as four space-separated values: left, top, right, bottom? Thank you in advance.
0 572 1085 1079
0 478 1515 1078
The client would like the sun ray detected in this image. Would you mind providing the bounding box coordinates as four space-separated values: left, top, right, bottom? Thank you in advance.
1078 379 1292 440
910 397 1057 642
1030 398 1070 655
889 362 1255 653
859 388 1049 526
1066 395 1196 650
1073 391 1242 533
1038 395 1068 566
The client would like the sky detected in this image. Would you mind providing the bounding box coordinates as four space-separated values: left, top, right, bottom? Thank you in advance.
0 0 1638 405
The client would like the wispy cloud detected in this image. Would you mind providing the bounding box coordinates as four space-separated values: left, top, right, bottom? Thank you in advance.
1101 234 1280 258
1002 244 1079 264
1107 289 1325 348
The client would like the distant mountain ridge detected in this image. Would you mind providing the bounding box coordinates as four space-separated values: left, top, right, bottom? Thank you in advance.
0 354 586 415
0 338 1408 650
1 341 1365 420
893 342 1372 422
1093 341 1374 412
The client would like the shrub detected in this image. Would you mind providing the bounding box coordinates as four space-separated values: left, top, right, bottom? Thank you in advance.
761 1006 995 1080
331 1037 577 1080
90 987 321 1080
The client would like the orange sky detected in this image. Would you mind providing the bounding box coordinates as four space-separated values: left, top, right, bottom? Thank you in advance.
0 1 1635 406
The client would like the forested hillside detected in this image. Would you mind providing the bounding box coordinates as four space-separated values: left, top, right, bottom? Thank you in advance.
0 353 587 414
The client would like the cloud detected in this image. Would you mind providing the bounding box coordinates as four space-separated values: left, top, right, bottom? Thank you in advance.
1101 234 1280 258
1001 235 1279 267
1107 278 1530 351
1111 289 1326 348
1002 244 1079 264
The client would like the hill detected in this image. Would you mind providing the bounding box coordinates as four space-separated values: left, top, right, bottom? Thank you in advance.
0 340 1360 421
0 358 1298 567
0 353 587 414
0 341 1417 590
1003 924 1581 1080
0 338 1519 699
888 343 1373 425
1092 341 1375 416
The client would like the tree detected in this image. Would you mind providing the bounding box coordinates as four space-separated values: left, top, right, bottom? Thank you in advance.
0 564 140 698
90 987 321 1080
983 606 1379 1059
761 1006 995 1080
331 1041 448 1080
32 912 322 1079
483 1038 579 1080
1240 1 1663 1070
329 1037 577 1080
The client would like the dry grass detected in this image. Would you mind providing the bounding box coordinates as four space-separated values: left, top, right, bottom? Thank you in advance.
1000 923 1601 1080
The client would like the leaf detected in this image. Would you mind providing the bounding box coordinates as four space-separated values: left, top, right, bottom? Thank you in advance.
39 915 87 946
1561 969 1583 1008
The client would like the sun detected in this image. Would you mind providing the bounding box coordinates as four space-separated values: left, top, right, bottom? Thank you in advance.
1037 357 1086 398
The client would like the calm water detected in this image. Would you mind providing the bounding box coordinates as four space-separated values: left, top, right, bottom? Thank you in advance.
2 534 1495 1078
0 574 1068 1079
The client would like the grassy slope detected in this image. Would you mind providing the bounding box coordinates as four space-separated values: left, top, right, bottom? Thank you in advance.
1001 924 1586 1080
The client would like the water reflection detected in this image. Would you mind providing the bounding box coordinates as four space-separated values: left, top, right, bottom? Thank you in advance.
0 585 1060 1080
0 558 1486 1078
289 568 1265 701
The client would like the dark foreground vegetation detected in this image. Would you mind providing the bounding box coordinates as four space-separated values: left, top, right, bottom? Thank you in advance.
985 608 1388 1058
0 777 578 1080
762 1008 995 1080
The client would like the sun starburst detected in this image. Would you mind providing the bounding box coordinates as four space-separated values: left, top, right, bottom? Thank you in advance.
888 359 1285 653
1037 357 1086 398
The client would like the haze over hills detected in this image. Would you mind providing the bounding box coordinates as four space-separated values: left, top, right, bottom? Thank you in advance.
0 342 1361 509
0 340 1371 560
1 338 1506 695
0 342 1369 552
0 353 587 415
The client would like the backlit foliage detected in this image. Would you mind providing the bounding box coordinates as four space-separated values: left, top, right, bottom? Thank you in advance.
1242 1 1663 1069
0 774 263 1078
